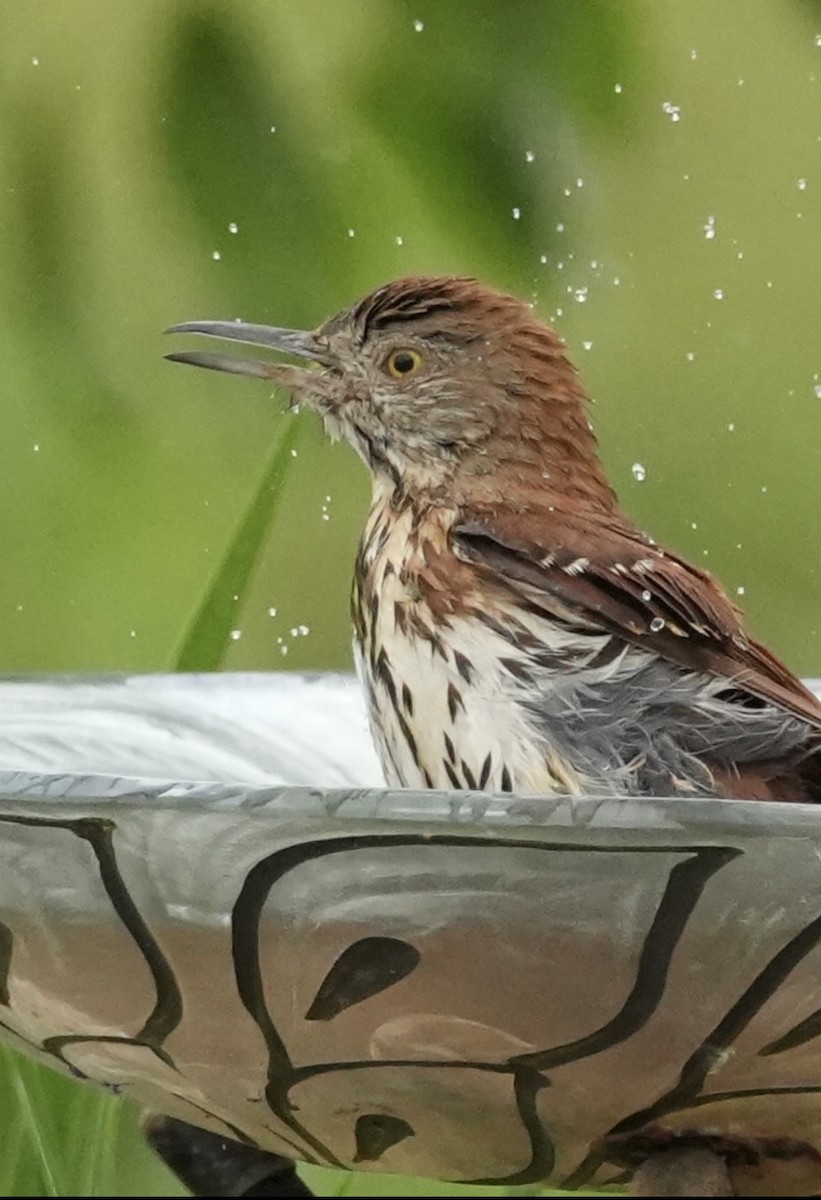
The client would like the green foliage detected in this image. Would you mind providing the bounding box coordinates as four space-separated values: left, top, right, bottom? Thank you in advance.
0 1048 184 1195
173 416 301 669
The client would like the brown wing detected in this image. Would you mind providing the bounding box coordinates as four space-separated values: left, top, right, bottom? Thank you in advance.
453 508 821 730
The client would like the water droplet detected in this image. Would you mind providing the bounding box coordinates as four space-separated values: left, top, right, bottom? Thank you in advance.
212 250 221 261
512 207 521 219
641 589 652 602
736 586 746 596
713 287 724 300
703 214 716 240
573 287 588 303
631 462 647 482
798 178 808 190
614 83 623 94
228 222 238 233
662 101 681 122
650 617 665 632
413 18 424 32
525 150 535 163
230 629 242 641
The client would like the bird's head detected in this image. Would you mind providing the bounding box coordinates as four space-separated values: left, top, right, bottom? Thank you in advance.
167 275 615 509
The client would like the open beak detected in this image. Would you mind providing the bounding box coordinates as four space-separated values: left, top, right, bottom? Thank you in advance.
164 320 329 380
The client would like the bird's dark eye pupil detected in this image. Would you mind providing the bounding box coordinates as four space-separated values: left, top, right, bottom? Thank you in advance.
393 353 416 374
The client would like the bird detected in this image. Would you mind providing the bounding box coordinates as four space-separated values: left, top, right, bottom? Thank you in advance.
166 275 821 804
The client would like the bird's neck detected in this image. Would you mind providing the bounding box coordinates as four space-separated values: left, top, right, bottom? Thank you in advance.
367 438 619 525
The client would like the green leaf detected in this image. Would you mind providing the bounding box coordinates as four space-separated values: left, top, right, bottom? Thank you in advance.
173 416 301 671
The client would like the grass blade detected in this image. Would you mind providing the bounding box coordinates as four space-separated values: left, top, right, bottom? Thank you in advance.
173 416 300 671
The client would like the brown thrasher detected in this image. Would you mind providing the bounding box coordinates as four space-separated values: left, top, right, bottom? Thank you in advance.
167 275 821 803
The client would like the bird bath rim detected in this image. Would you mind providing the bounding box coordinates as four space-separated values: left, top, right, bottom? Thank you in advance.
0 768 818 841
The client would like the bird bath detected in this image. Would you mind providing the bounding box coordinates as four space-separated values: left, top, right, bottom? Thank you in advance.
0 673 819 1196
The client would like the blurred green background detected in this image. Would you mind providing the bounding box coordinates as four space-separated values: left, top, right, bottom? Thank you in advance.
2 0 821 1194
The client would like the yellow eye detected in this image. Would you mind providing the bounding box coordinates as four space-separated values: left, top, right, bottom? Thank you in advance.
386 349 422 378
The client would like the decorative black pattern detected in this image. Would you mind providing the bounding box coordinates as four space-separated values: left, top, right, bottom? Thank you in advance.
1 809 821 1193
0 814 182 1072
353 1113 414 1162
227 832 748 1183
760 1009 821 1056
306 938 421 1021
511 849 739 1071
0 919 12 1007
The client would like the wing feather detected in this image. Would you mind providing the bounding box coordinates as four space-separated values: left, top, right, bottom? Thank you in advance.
454 510 821 730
